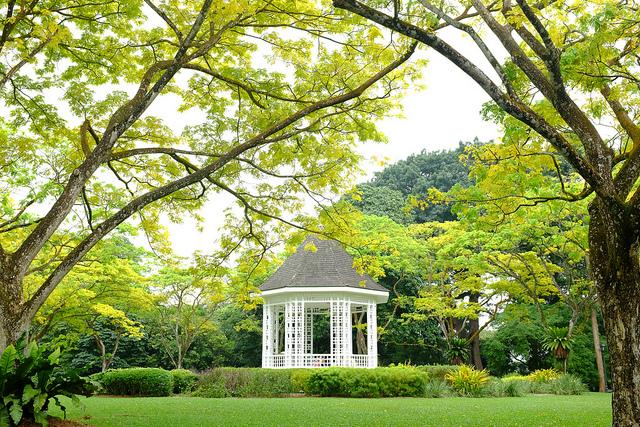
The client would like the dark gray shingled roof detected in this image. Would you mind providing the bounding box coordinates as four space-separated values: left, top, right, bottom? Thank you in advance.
259 235 387 292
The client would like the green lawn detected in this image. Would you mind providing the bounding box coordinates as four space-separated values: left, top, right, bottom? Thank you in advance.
55 393 612 427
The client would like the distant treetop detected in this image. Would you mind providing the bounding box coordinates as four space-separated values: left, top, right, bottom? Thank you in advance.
352 139 485 223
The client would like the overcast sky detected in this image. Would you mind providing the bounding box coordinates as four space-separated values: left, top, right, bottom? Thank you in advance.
152 30 502 257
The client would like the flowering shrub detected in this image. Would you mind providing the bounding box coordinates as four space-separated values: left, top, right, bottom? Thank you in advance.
527 369 561 383
444 365 490 396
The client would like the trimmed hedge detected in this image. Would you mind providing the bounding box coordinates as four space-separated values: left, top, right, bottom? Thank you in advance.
100 368 173 396
291 369 318 393
171 369 199 394
192 368 297 397
192 367 429 398
305 367 429 397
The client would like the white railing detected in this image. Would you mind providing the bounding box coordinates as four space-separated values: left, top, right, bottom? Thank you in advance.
264 353 372 368
352 354 368 368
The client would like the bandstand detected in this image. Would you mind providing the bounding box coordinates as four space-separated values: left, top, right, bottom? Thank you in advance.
259 236 388 369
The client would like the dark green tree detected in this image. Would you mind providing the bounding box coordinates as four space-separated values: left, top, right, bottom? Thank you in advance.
355 141 478 223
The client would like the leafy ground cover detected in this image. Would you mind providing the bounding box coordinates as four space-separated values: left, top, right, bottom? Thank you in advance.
53 393 611 427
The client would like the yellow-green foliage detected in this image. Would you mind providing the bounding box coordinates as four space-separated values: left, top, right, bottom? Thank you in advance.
527 369 561 383
445 365 490 396
502 373 528 382
291 369 318 394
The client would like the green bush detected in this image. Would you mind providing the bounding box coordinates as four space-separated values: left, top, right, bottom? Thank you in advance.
0 342 93 426
100 368 173 396
305 367 428 398
193 368 295 397
415 365 457 381
548 374 587 395
484 378 529 397
445 365 490 397
424 380 451 398
291 369 318 393
499 372 585 396
171 369 199 394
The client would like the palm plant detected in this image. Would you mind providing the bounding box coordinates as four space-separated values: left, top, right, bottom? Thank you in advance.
445 336 470 365
542 327 574 373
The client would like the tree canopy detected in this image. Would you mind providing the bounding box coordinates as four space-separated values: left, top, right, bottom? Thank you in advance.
0 0 420 348
352 143 475 222
333 0 640 421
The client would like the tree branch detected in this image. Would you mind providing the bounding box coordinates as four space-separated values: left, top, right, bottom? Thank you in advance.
19 40 416 323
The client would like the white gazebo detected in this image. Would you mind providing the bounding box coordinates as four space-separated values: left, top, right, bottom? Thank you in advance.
259 236 388 369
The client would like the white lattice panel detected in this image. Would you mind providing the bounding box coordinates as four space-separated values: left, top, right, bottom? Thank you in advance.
263 294 381 369
367 302 377 367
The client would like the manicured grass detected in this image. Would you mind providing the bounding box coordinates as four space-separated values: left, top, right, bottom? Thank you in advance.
54 393 611 427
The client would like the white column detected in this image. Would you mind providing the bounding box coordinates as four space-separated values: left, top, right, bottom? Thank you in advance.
305 307 313 356
273 307 280 357
367 302 378 368
284 301 293 367
330 298 352 367
262 303 270 367
330 299 339 366
295 299 305 367
285 299 306 368
343 300 352 366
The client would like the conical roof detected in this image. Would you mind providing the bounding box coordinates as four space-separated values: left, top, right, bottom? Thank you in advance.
259 235 387 292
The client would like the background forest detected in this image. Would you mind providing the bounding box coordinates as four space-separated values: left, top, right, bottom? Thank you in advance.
36 141 608 391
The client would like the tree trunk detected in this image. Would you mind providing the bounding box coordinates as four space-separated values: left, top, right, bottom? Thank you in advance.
0 316 31 353
0 279 30 352
176 348 183 370
591 308 607 393
94 334 108 373
353 313 367 354
589 201 640 425
470 330 482 370
469 293 483 370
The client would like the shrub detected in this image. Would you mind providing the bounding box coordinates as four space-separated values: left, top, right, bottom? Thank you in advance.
305 367 428 398
100 368 173 396
193 368 295 398
527 368 561 383
171 369 199 394
0 342 93 426
415 365 457 381
291 369 318 393
484 378 529 397
548 374 587 395
424 380 451 398
445 337 470 365
500 372 585 395
445 365 490 396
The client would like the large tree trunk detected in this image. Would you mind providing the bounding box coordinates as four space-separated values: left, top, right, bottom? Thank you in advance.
0 280 30 352
589 201 640 425
469 293 483 370
591 308 607 393
0 317 30 352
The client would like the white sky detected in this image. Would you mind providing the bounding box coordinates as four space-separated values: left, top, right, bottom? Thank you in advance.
152 30 502 257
